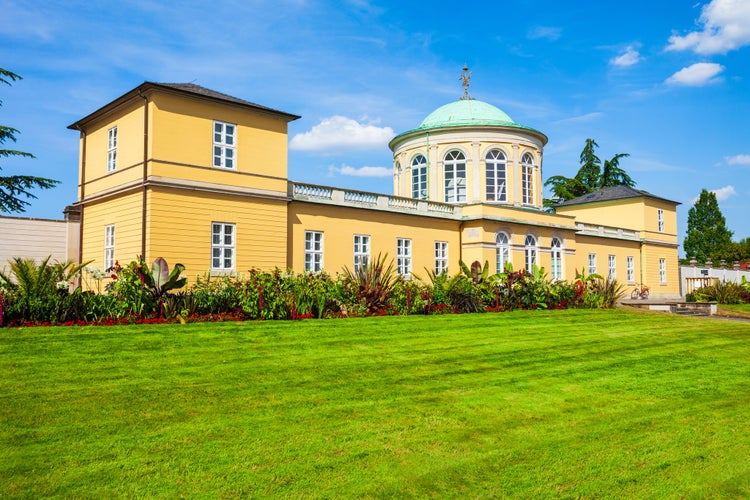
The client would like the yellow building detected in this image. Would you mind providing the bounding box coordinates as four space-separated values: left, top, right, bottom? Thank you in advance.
69 81 681 299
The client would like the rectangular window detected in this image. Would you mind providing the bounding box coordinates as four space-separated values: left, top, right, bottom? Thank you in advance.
657 209 664 232
444 165 466 202
304 231 324 272
660 258 667 284
435 241 448 275
353 234 370 270
104 224 115 270
213 120 236 169
107 126 117 172
627 256 635 283
412 167 427 200
588 253 597 275
212 222 235 271
608 255 616 281
397 238 412 277
522 165 533 205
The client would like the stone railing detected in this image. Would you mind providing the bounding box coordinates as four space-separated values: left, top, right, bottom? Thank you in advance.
575 222 639 240
289 181 461 218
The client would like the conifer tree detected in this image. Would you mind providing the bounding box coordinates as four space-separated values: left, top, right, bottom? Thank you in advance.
1 67 59 213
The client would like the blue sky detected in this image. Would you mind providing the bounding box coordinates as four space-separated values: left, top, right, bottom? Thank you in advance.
2 0 749 252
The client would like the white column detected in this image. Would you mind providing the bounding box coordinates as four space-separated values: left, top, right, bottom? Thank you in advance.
472 141 481 203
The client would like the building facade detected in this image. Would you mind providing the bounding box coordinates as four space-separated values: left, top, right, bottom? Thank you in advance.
68 82 681 298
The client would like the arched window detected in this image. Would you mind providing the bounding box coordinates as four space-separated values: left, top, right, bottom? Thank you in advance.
524 234 537 273
521 153 534 205
443 150 466 203
411 155 428 200
496 232 510 273
486 149 507 202
551 237 562 280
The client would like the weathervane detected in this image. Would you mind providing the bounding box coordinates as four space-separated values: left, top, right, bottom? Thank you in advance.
460 65 472 100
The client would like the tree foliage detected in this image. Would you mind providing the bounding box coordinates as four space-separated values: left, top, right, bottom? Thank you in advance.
1 67 59 213
683 189 733 263
544 138 635 209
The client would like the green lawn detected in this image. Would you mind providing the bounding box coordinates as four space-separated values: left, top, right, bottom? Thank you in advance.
2 309 749 497
717 303 750 319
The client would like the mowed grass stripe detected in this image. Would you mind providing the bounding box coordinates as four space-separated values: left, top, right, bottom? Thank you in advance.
1 309 749 497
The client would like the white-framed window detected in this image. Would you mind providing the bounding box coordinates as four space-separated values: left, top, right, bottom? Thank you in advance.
551 237 563 280
107 126 117 172
104 224 115 271
353 234 370 270
444 150 466 203
588 253 597 275
627 256 635 283
608 255 616 281
213 120 236 169
657 209 664 233
486 149 507 202
521 153 534 205
435 241 448 275
660 258 667 284
496 232 510 273
304 231 324 272
212 222 235 271
396 238 412 277
411 154 428 200
524 234 537 273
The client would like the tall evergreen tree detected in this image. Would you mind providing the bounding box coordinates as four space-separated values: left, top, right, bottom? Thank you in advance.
683 189 733 263
544 138 634 209
1 67 59 213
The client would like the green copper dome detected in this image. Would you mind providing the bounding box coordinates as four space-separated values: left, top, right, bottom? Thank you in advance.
417 99 516 130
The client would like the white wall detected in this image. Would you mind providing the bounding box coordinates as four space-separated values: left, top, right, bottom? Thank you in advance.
0 216 79 273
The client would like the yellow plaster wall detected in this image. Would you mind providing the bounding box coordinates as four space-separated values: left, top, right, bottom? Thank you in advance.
78 100 145 198
149 93 289 180
569 235 642 285
80 192 143 274
288 203 461 275
146 187 288 278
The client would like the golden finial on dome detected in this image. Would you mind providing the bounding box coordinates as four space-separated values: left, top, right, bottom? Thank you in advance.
460 65 472 100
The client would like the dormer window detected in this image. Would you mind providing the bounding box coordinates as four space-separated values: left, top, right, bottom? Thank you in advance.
213 120 236 169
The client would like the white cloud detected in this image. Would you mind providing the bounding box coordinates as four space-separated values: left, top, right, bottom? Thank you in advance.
290 116 394 152
713 185 737 201
690 185 737 204
665 62 725 86
328 164 392 177
726 154 750 165
556 112 604 124
610 46 641 67
666 0 750 55
527 26 562 41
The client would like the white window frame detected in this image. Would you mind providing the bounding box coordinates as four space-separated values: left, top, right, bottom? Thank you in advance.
411 154 428 200
657 209 665 233
396 238 412 277
496 232 510 274
608 255 616 281
627 256 635 283
435 241 448 275
213 120 236 169
588 253 597 275
660 258 667 284
521 153 534 205
551 237 563 281
104 224 115 271
524 234 537 273
353 234 370 270
486 149 507 202
304 231 324 272
212 222 235 271
443 150 466 203
107 126 117 172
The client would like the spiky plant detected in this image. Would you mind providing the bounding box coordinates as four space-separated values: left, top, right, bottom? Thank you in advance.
342 252 398 314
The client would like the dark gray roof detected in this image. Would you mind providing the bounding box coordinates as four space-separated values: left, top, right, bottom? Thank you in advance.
69 81 300 130
556 185 680 207
152 83 300 120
